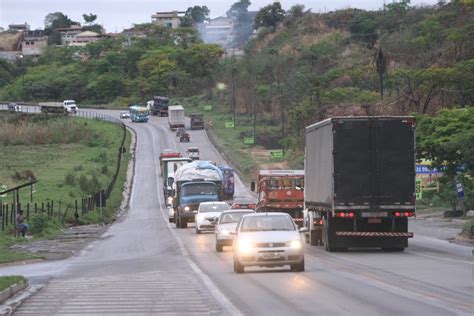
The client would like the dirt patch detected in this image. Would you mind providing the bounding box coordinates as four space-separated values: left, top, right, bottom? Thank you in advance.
9 224 109 260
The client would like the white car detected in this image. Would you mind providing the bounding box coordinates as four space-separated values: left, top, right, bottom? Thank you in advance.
195 201 230 234
232 213 306 273
215 209 255 252
120 111 130 119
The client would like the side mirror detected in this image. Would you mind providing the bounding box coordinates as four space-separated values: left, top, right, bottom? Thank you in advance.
250 181 255 192
299 227 309 233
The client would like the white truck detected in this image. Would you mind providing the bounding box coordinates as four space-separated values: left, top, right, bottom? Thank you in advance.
39 101 78 114
63 100 78 113
168 105 185 130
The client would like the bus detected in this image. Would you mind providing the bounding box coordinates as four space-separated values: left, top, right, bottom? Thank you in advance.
129 105 149 122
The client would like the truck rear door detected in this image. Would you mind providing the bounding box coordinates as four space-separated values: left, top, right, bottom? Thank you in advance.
377 119 415 205
333 119 372 205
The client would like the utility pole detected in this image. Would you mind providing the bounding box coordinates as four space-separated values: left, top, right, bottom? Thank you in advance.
231 58 236 129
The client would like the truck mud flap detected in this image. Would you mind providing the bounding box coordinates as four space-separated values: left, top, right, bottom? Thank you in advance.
335 232 413 237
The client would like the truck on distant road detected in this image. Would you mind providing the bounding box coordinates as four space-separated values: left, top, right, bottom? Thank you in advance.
151 96 169 116
39 102 68 114
190 113 204 130
251 170 304 226
304 117 416 251
168 105 185 130
172 161 223 228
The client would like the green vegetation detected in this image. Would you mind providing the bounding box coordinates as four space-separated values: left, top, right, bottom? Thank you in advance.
0 24 223 106
0 275 26 292
0 114 125 203
0 112 131 263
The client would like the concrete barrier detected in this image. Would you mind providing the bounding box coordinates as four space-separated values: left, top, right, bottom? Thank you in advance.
0 280 28 304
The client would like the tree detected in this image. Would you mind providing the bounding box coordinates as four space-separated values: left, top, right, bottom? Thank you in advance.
374 47 388 98
417 107 474 178
181 6 210 27
83 13 97 26
44 12 77 30
226 0 253 47
254 2 286 30
349 11 379 48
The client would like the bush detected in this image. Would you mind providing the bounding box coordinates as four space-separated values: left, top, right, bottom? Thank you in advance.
78 174 102 195
64 172 76 186
100 165 109 175
30 213 50 235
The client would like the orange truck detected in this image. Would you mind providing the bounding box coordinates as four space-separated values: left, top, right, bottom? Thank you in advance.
251 170 305 226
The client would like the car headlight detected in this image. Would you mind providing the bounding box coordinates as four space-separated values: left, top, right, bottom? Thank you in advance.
219 229 230 236
184 206 190 211
196 214 205 221
287 240 302 249
237 239 254 254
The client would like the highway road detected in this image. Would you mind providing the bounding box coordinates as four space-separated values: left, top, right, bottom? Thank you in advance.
2 109 473 315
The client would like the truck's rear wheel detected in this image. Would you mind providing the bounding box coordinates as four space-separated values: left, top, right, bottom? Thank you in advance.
323 217 336 252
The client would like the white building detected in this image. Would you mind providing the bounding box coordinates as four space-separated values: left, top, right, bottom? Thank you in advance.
151 11 184 29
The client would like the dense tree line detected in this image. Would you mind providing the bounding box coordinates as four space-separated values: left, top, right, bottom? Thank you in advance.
212 1 473 151
0 24 223 105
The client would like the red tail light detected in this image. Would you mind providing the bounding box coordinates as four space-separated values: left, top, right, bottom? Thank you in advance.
349 212 354 218
395 212 401 217
340 212 345 218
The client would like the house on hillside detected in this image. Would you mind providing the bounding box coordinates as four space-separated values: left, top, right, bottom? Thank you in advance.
22 30 48 56
151 11 184 29
8 23 30 32
56 24 82 45
200 17 234 50
69 31 101 46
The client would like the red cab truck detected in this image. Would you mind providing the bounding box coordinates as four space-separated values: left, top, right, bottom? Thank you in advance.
251 170 305 226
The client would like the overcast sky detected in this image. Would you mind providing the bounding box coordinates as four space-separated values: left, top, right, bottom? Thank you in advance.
1 0 439 32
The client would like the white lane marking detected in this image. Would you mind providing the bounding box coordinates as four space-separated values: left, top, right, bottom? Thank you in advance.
146 124 243 316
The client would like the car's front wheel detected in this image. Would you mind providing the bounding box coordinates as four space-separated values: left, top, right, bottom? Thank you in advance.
291 258 305 272
233 257 244 273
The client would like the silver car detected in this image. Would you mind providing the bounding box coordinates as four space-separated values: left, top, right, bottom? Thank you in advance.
232 213 306 273
215 209 255 252
195 201 230 234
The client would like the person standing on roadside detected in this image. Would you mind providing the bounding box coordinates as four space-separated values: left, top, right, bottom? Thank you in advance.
16 210 29 237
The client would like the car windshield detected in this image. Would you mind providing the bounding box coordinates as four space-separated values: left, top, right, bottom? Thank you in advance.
181 183 216 196
220 212 253 224
200 203 229 213
240 215 295 232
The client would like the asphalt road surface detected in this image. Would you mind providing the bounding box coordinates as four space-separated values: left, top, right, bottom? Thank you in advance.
2 108 473 315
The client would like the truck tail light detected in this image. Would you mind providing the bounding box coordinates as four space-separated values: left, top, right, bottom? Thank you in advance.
336 212 355 218
394 211 414 217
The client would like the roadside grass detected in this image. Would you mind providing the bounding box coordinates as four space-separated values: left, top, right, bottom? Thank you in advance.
0 236 39 263
462 218 474 237
0 117 124 204
0 275 26 292
0 113 132 263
